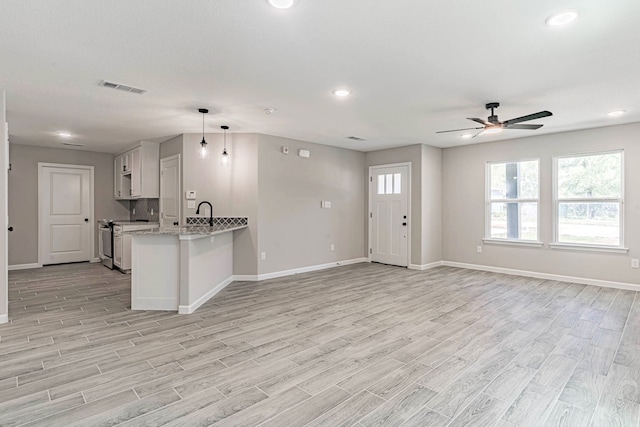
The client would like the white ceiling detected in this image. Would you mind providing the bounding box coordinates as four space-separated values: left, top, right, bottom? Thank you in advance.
1 0 639 153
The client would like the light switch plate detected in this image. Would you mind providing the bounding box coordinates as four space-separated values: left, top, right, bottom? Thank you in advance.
186 191 196 200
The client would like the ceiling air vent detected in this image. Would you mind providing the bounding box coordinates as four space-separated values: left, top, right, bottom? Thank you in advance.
346 136 366 141
99 80 147 95
62 142 84 147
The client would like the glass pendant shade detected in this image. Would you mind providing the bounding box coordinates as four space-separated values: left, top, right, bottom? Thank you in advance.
199 138 209 159
198 108 209 159
221 125 230 166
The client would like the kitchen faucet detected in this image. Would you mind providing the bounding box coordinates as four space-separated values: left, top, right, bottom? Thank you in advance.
195 201 214 226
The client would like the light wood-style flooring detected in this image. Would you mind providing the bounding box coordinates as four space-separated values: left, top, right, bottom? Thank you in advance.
1 262 639 426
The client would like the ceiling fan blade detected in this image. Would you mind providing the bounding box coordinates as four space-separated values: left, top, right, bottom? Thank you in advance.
505 124 543 130
436 126 484 134
467 117 489 125
503 111 552 125
471 129 485 138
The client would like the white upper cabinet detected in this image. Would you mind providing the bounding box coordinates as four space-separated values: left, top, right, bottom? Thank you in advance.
114 141 159 200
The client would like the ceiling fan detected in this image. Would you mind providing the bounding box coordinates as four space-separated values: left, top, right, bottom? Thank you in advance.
436 102 553 138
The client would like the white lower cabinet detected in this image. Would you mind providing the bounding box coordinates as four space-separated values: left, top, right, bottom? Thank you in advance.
113 223 158 272
113 233 123 268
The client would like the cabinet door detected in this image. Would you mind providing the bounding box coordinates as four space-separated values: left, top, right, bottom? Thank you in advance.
113 234 122 267
122 233 132 270
122 153 131 173
114 159 119 198
130 147 142 197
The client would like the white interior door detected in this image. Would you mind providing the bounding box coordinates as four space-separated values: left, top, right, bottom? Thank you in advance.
160 155 180 227
39 164 93 265
370 164 409 267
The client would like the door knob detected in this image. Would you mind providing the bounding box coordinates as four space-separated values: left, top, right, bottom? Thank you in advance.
173 221 179 226
402 222 407 226
84 218 89 222
7 226 13 232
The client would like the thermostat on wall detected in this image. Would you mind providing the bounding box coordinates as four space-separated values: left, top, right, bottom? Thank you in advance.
186 191 196 199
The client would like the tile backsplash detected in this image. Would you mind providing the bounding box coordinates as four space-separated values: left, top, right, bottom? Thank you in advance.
130 199 159 222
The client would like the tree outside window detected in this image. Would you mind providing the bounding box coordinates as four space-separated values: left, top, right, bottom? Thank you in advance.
555 151 623 246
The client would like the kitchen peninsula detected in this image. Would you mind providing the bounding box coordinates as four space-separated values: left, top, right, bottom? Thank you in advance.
128 218 248 314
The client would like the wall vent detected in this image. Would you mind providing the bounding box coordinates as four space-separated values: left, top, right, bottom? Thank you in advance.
346 136 366 141
62 142 84 147
99 80 147 95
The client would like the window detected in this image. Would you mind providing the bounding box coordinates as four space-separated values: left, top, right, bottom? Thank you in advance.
486 160 539 242
554 151 623 247
377 173 401 195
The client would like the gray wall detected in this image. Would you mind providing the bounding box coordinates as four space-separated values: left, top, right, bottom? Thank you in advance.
442 122 640 285
365 145 424 266
159 135 183 161
421 144 443 264
8 144 130 265
179 133 259 275
257 134 366 275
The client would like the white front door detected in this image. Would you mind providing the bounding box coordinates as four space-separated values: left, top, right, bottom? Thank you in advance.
39 164 93 265
370 164 409 267
160 155 180 227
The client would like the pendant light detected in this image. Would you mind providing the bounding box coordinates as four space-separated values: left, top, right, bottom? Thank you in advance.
198 108 209 159
221 125 230 166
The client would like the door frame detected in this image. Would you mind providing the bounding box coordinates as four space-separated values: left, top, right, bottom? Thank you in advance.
159 154 181 227
368 162 412 266
37 163 95 266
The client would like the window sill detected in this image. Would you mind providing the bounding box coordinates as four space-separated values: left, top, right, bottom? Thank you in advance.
549 243 629 254
482 238 544 248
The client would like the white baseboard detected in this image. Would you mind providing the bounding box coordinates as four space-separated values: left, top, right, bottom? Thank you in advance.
178 276 235 314
234 257 368 282
409 261 444 271
8 263 42 271
90 257 101 263
0 314 7 324
442 261 640 292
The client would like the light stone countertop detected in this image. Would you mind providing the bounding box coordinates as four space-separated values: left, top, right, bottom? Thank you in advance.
126 223 247 237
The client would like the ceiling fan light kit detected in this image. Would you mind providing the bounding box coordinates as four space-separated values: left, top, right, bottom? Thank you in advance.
437 102 553 139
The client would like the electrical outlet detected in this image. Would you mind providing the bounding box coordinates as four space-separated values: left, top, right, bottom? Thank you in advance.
632 259 639 269
476 245 482 254
204 208 210 216
261 252 266 261
132 208 135 215
330 243 335 251
150 208 154 215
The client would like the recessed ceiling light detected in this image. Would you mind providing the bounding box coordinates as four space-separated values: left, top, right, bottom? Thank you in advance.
332 89 351 97
608 110 626 117
546 10 579 27
56 131 73 138
268 0 296 9
461 134 473 139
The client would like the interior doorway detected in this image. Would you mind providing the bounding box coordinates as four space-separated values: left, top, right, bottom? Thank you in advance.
160 155 181 227
38 163 94 265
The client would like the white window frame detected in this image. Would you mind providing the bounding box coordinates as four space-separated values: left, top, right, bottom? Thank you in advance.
550 149 627 253
483 158 542 247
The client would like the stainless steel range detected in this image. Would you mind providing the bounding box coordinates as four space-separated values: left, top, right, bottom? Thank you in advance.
98 219 115 269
